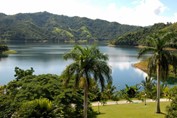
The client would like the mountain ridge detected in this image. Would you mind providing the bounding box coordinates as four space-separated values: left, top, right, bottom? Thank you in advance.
0 11 141 43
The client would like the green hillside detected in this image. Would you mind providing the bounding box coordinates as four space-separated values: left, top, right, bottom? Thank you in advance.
0 12 141 43
110 22 177 46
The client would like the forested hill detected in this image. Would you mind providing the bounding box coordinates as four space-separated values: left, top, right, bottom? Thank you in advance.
0 12 141 43
110 22 177 46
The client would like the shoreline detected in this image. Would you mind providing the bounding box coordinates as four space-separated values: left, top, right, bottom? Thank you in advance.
133 60 148 73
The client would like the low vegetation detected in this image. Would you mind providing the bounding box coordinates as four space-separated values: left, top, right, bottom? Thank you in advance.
166 95 177 118
3 50 17 54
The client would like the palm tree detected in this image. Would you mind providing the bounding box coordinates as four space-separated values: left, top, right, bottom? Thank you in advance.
138 31 177 113
61 45 112 118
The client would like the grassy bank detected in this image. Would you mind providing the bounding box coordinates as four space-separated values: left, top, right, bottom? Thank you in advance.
3 50 17 54
133 60 177 84
93 102 170 118
133 60 148 73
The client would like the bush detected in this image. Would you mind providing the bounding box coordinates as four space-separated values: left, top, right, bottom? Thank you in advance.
166 95 177 118
12 98 56 118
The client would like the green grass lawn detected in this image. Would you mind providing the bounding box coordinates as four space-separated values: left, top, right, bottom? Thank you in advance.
92 102 170 118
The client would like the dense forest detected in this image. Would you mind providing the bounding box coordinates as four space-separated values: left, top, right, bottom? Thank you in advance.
0 12 141 43
110 22 177 46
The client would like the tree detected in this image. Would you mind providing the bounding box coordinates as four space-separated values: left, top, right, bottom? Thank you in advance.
61 45 112 118
138 31 177 113
0 67 87 117
0 45 8 54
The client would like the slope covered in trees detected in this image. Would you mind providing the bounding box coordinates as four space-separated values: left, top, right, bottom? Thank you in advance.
110 22 177 46
0 12 141 43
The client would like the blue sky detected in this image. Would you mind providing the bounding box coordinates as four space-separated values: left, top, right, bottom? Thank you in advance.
0 0 176 26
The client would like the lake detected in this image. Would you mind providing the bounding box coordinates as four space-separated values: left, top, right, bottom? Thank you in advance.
0 43 147 89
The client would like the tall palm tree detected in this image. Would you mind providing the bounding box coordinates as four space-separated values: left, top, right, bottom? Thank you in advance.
61 45 112 118
138 31 177 113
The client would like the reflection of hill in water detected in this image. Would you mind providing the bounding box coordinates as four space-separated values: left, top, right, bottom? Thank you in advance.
0 44 147 89
0 54 8 57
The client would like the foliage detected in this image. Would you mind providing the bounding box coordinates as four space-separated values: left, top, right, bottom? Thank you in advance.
98 81 116 105
0 67 94 118
115 84 140 102
0 44 8 54
0 12 140 43
141 77 156 99
61 45 112 118
166 86 177 100
140 77 168 100
54 87 84 118
111 91 121 103
14 67 34 80
0 73 61 117
138 31 177 113
12 98 56 118
110 23 177 46
127 84 140 102
166 95 177 118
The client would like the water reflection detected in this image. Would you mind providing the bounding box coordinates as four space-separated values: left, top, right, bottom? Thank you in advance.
109 62 131 70
0 44 147 89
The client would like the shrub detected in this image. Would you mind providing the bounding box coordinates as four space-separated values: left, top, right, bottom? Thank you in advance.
12 98 56 118
166 95 177 118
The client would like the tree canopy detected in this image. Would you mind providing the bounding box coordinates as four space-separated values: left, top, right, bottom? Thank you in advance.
110 23 177 46
0 67 95 118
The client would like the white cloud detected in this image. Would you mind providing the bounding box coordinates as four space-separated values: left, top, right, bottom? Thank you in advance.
103 0 171 26
103 0 177 26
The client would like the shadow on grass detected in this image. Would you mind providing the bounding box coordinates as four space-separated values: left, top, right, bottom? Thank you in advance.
96 112 106 115
156 112 166 116
89 111 106 118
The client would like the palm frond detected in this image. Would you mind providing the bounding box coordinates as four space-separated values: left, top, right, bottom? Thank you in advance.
61 62 79 86
138 47 155 58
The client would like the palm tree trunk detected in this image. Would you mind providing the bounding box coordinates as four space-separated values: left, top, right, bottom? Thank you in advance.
83 79 88 118
156 62 161 113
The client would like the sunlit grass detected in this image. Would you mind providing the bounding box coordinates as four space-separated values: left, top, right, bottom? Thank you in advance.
92 102 170 118
133 60 148 73
3 50 17 54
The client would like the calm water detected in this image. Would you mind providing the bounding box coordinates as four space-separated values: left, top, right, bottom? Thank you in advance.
0 44 147 89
